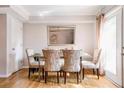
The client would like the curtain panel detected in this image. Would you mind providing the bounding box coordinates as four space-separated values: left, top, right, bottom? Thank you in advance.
96 14 105 75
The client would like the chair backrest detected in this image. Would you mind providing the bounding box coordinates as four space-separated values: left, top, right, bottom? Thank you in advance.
42 50 61 71
26 48 35 66
62 50 81 72
93 49 102 64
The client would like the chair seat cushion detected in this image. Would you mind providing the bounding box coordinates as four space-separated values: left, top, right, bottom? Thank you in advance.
82 61 97 69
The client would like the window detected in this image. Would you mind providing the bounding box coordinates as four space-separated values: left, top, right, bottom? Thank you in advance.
102 16 116 75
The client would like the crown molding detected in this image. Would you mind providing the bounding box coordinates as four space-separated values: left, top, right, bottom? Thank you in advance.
0 5 29 21
10 5 29 20
25 15 96 23
26 20 96 24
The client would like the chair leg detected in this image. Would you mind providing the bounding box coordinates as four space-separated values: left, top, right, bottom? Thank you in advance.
28 68 31 79
42 68 44 79
62 71 64 77
97 68 99 79
45 71 48 83
64 72 66 84
57 72 59 83
80 70 82 83
60 70 63 77
77 72 79 84
93 69 95 75
32 68 35 74
34 68 36 72
37 68 39 72
82 68 84 79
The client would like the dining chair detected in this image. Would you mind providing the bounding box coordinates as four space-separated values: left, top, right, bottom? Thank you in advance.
42 49 64 83
62 50 81 84
81 49 101 79
26 48 44 79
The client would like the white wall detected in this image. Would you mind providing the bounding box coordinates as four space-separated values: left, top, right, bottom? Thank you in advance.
23 23 95 66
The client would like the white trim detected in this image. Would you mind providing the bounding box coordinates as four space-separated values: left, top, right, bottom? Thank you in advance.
10 5 29 20
0 73 12 78
105 76 121 88
105 6 122 18
0 6 29 21
0 68 26 78
25 20 96 24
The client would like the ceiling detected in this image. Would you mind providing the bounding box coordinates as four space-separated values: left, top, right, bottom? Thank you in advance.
22 5 105 16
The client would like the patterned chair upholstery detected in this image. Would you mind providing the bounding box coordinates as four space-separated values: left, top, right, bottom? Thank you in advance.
82 49 101 79
62 50 81 84
42 49 64 83
26 48 44 78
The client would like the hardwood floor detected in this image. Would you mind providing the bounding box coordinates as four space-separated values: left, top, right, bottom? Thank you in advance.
0 69 117 88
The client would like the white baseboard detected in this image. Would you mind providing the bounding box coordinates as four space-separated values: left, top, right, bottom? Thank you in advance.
0 66 29 78
0 73 12 78
0 68 25 78
105 76 121 88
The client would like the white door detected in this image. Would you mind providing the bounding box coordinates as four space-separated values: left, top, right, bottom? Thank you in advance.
103 8 122 87
122 7 124 88
16 21 23 70
15 19 23 70
9 17 18 73
9 17 23 72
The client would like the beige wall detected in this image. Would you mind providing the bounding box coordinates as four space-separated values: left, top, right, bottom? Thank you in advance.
0 14 7 76
23 23 95 66
75 23 95 53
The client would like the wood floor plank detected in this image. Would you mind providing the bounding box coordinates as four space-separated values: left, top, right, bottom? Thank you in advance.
0 69 117 88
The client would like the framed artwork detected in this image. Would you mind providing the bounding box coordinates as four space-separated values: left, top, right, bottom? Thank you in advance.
48 26 75 45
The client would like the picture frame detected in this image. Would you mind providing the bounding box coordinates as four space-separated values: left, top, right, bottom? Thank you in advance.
47 26 75 46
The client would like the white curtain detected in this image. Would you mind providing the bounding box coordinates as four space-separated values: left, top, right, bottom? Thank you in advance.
96 14 105 75
100 16 117 75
